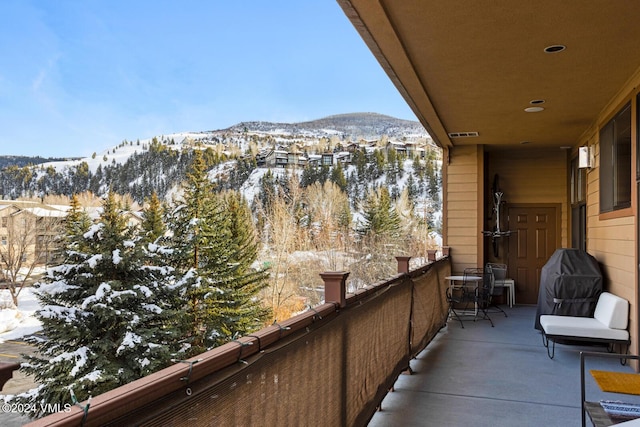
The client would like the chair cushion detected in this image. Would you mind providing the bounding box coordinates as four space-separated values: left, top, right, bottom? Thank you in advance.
540 315 629 341
594 292 629 330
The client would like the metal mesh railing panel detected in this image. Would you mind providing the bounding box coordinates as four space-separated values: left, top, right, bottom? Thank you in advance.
52 258 454 427
138 323 344 427
136 275 414 427
345 280 412 426
410 259 451 356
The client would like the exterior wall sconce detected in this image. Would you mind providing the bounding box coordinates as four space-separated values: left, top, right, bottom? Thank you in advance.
578 146 592 169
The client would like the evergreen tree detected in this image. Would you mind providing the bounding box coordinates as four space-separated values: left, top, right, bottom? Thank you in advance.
387 147 397 169
406 173 419 202
166 151 270 355
216 191 271 339
426 160 440 200
352 148 367 180
14 191 182 416
65 194 92 248
412 155 425 179
299 164 316 188
372 149 386 178
259 169 277 212
350 186 403 288
141 191 166 243
330 163 348 192
358 186 401 239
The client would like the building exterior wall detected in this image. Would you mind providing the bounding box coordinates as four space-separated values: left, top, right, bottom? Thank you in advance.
487 148 569 248
444 145 569 276
580 83 640 356
439 75 640 362
443 145 483 274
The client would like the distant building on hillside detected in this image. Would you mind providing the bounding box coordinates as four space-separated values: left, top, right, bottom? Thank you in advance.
256 148 275 167
0 200 144 275
254 138 432 170
0 201 67 272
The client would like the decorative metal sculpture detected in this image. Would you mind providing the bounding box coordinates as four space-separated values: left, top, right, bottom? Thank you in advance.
482 186 513 257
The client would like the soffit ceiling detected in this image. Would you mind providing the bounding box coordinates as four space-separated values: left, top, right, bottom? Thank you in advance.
338 0 640 151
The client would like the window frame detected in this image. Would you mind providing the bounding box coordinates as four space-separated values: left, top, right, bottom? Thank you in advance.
570 156 586 250
599 101 632 214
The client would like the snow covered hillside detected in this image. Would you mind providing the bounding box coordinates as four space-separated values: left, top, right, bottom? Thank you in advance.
0 112 440 209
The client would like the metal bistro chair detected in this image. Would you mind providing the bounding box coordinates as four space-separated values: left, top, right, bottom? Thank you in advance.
446 268 480 328
447 268 493 328
446 286 465 328
472 267 495 327
486 263 508 317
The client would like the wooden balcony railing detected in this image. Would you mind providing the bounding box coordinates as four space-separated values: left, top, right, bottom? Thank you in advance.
26 253 451 427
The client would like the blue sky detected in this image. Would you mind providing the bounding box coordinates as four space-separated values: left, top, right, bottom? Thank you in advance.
0 1 417 158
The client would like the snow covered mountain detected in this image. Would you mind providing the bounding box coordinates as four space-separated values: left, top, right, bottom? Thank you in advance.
227 112 428 140
0 113 439 212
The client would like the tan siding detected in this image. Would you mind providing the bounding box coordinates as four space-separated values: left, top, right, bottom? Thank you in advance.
446 209 480 219
579 86 639 358
444 145 482 273
447 189 478 198
589 238 634 256
446 228 477 240
447 173 479 184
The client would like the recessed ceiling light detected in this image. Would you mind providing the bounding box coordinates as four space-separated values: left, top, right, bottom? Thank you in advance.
544 45 566 53
530 99 545 105
524 107 545 112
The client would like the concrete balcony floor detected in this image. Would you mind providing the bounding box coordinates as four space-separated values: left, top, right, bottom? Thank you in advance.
368 305 640 427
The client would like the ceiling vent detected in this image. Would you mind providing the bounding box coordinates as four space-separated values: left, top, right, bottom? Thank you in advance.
448 131 479 138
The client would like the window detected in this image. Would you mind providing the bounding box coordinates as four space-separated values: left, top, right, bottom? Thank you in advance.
600 102 631 213
571 157 586 205
570 157 586 250
637 92 640 181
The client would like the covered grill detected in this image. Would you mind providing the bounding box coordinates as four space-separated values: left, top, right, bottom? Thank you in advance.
534 248 603 330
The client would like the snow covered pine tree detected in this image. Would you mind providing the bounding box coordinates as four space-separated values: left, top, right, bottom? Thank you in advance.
11 191 183 417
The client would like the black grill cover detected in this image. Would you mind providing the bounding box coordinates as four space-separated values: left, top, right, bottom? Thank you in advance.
534 248 603 330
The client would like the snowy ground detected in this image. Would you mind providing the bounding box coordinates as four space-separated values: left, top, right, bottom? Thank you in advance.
0 288 42 343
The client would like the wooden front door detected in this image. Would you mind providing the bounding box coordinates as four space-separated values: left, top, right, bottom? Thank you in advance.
507 206 559 305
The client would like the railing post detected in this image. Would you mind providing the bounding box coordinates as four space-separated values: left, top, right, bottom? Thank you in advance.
442 246 451 257
427 250 437 262
396 256 411 274
321 271 349 308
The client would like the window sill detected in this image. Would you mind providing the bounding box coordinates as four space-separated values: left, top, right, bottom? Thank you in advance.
599 207 633 220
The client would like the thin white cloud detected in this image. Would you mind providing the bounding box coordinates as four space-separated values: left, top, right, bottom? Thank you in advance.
31 68 47 92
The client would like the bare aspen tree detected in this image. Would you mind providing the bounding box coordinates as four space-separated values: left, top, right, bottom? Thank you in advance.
260 172 309 321
42 194 71 206
405 199 440 269
0 207 64 306
304 181 351 270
